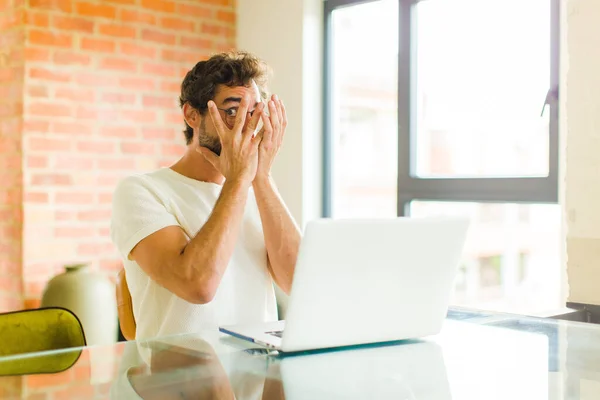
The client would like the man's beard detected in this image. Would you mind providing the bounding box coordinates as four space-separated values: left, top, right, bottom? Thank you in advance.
197 118 221 156
198 135 221 156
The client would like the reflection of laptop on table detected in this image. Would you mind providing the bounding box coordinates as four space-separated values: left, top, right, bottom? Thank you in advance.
220 217 469 353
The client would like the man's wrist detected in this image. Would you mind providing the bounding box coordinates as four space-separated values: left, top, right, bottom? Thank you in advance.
224 176 252 192
252 173 273 189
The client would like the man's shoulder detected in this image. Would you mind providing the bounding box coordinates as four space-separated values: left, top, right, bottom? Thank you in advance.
113 169 171 201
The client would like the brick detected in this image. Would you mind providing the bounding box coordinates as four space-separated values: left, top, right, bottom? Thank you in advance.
31 173 71 186
99 57 138 72
27 156 48 168
160 17 195 32
162 143 184 156
201 23 234 37
100 125 136 138
76 141 116 154
100 259 122 272
53 51 91 65
143 95 175 108
142 128 176 140
76 106 119 121
77 242 115 256
98 192 113 204
24 298 41 310
141 0 175 13
0 137 21 152
74 73 119 88
29 0 72 13
141 29 176 45
55 192 95 204
215 41 235 52
97 158 135 170
77 210 112 221
52 15 95 33
119 42 156 59
51 122 90 135
99 24 137 39
53 384 96 399
27 85 49 98
176 4 212 18
179 36 213 49
160 80 181 93
25 192 48 203
161 49 203 64
142 62 176 77
97 174 121 186
119 9 156 25
80 37 116 53
28 103 72 118
164 111 182 124
55 210 76 220
23 120 50 133
29 67 71 82
76 2 116 19
119 77 155 91
55 156 94 169
25 11 50 28
55 87 95 102
100 93 137 105
0 153 20 167
121 142 155 155
55 227 95 238
216 10 236 24
28 137 71 152
24 47 51 62
0 9 22 30
203 0 231 5
29 30 72 48
120 109 157 123
0 85 22 99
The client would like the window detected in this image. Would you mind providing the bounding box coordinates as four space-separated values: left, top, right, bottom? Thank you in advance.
324 0 561 314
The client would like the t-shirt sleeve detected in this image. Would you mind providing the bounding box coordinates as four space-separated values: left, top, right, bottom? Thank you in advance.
110 175 180 259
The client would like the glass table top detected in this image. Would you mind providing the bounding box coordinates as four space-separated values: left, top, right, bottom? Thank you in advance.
1 307 599 399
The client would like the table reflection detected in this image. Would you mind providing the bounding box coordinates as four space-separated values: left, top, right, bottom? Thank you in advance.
110 335 452 400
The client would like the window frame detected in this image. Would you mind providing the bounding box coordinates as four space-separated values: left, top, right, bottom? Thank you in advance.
322 0 560 217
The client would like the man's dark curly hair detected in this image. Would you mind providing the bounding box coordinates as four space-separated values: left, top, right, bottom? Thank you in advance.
179 51 271 145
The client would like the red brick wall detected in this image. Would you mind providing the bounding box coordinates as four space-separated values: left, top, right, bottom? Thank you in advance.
0 0 25 314
0 0 236 310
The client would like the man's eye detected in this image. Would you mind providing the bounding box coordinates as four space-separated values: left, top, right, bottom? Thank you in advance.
225 108 238 117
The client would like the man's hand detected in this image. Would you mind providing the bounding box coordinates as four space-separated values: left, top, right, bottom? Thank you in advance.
198 96 265 185
255 95 287 181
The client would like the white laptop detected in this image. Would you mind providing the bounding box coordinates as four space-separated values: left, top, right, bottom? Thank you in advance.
220 216 469 353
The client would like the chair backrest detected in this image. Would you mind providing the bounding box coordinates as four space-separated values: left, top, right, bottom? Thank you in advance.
116 268 136 340
0 307 86 375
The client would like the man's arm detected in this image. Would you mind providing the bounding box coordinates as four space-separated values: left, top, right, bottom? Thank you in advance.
130 179 250 304
130 96 262 304
253 177 301 295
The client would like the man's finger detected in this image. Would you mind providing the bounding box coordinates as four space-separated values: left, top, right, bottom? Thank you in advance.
233 96 249 134
260 110 273 143
268 100 280 135
273 95 284 126
280 99 287 129
207 101 228 140
243 102 264 142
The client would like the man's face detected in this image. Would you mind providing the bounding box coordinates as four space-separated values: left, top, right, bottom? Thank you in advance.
197 80 263 156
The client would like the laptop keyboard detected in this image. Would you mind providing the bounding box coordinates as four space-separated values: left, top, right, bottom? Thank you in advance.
266 330 283 338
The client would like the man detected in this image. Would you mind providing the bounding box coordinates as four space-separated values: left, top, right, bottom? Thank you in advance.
110 51 301 340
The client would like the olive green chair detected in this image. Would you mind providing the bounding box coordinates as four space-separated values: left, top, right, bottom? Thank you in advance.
0 307 86 376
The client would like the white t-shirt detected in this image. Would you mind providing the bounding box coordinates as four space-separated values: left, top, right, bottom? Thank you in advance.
110 168 278 340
